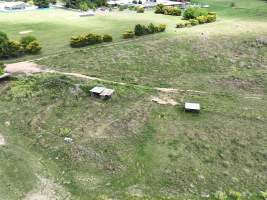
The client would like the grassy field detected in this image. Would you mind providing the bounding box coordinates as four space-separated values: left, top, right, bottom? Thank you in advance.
0 0 267 199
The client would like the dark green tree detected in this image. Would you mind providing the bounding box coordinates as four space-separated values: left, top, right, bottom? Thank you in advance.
33 0 50 8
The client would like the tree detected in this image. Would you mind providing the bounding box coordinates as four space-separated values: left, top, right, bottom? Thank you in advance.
33 0 50 8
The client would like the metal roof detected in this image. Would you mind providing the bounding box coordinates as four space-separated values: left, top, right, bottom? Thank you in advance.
185 102 200 110
90 86 106 94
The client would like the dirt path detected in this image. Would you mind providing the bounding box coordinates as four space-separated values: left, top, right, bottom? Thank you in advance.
46 70 207 94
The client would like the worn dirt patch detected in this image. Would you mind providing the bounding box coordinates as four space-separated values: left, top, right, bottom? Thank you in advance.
5 62 43 75
24 176 70 200
0 133 5 146
151 96 178 106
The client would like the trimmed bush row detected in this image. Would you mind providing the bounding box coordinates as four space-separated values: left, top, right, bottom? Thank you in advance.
177 12 216 28
70 33 113 48
155 4 181 16
0 32 41 59
122 23 166 39
183 7 209 20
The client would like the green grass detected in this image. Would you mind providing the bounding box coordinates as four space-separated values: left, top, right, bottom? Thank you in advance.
0 0 267 199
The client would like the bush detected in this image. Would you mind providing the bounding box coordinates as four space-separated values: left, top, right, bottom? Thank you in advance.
132 0 137 4
148 23 158 33
206 14 216 22
134 24 148 36
184 21 192 27
158 24 166 32
0 62 4 76
183 7 208 19
136 6 144 13
196 15 208 24
0 32 41 58
163 6 181 16
79 1 89 11
70 33 104 47
134 23 166 36
25 41 42 54
33 0 49 8
0 32 9 58
20 35 37 48
138 0 142 4
189 19 199 26
103 34 113 42
7 40 24 57
155 4 164 14
176 22 186 28
122 31 134 39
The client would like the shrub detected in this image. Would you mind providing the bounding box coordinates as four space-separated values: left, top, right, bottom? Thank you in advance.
189 19 199 26
196 15 208 24
230 2 235 7
7 40 23 57
25 41 42 54
206 14 216 22
134 24 148 36
138 0 142 4
136 6 144 13
0 32 9 58
122 31 134 39
50 0 57 5
79 1 89 11
33 0 49 8
103 34 113 42
155 4 164 14
0 62 4 75
148 23 158 33
163 6 181 16
70 33 104 47
70 35 86 47
20 35 37 48
158 24 166 32
183 7 208 19
176 22 186 28
132 0 137 4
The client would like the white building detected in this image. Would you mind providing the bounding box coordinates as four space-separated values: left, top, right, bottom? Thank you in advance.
2 1 26 10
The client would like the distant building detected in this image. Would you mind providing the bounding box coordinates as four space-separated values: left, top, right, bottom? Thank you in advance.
3 1 26 10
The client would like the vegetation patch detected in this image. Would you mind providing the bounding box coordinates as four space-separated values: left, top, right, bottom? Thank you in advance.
70 33 112 48
0 32 41 59
155 4 182 16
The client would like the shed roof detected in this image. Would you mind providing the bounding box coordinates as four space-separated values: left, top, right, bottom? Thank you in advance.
185 102 200 110
100 88 114 96
90 86 106 94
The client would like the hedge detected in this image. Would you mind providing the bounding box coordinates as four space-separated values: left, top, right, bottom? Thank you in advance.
176 13 217 29
70 33 113 47
0 32 41 59
183 7 208 20
134 23 166 36
155 4 181 16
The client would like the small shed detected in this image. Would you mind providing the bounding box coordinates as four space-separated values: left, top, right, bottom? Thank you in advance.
185 102 200 112
100 88 114 100
90 86 106 97
90 86 115 100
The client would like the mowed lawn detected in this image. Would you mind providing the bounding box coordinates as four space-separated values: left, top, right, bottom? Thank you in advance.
0 0 267 200
0 8 179 60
